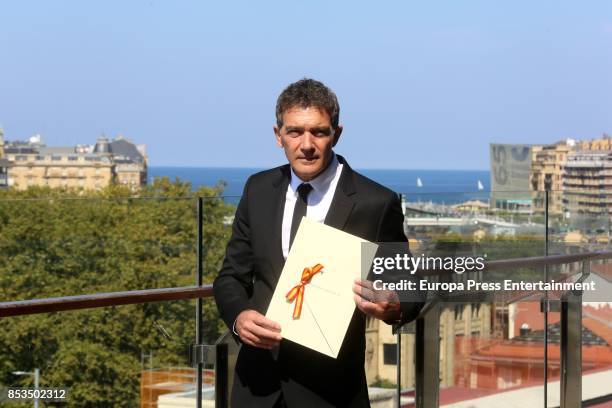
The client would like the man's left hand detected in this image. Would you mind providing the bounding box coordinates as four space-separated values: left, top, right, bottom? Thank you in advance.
353 278 401 321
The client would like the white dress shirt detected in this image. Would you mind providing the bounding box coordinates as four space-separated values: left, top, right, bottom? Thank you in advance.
281 153 344 259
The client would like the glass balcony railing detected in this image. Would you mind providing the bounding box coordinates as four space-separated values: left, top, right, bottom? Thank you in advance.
0 188 610 407
389 189 611 408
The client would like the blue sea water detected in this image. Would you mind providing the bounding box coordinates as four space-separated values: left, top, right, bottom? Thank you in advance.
149 166 491 204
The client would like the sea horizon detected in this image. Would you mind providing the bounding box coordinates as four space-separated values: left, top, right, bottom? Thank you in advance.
149 166 492 204
150 165 489 172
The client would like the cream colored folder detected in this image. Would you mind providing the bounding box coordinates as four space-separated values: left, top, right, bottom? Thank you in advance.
265 217 379 358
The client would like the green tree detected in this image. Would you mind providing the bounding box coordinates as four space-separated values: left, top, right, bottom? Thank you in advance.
0 178 233 407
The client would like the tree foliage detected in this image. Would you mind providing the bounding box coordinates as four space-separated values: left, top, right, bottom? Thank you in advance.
0 178 233 407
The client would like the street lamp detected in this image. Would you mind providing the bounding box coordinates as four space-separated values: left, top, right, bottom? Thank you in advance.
12 368 40 408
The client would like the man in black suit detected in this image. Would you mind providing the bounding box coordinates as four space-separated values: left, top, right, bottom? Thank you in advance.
213 78 423 407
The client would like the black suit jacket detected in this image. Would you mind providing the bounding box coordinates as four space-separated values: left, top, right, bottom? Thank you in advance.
213 155 423 407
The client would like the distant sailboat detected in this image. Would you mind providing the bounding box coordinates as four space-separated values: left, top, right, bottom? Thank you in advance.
477 180 484 190
416 177 423 188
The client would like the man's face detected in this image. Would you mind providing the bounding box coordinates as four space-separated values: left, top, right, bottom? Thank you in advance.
274 106 342 182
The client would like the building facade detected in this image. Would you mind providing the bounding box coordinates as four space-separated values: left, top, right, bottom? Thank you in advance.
529 139 574 214
489 143 534 211
0 158 10 189
562 149 612 216
0 131 147 191
0 128 9 189
365 303 492 389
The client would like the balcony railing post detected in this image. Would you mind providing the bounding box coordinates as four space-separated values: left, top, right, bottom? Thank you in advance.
189 343 229 408
544 188 549 407
196 197 204 408
415 303 440 408
396 330 401 408
215 343 229 408
560 271 583 408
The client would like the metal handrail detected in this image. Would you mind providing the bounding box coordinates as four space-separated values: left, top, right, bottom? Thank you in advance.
0 285 213 317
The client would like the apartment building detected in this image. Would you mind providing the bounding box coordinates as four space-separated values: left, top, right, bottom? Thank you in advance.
563 149 612 216
529 139 574 214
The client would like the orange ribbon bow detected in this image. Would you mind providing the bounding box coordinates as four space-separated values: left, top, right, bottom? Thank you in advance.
285 263 324 319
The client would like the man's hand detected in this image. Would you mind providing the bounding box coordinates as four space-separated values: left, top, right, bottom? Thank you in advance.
353 279 401 321
235 310 282 350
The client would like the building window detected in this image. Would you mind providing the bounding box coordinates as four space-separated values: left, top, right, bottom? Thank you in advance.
454 304 464 320
383 343 397 365
52 156 62 161
471 303 481 318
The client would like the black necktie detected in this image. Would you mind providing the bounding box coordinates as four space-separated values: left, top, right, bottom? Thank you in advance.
289 183 313 249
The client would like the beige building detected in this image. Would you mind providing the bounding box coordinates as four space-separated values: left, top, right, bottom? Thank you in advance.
524 135 611 218
439 303 492 387
365 315 415 389
1 131 147 191
365 303 492 389
578 135 612 151
529 139 574 214
562 149 612 216
452 200 489 213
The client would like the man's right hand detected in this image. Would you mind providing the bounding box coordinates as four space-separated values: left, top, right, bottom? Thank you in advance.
235 310 282 350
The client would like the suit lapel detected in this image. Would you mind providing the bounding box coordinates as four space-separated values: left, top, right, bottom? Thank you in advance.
324 155 356 230
270 165 291 276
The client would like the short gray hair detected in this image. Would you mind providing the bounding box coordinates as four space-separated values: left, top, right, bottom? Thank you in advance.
275 78 340 129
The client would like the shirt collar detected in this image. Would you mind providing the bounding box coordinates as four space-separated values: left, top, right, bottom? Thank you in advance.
289 152 339 194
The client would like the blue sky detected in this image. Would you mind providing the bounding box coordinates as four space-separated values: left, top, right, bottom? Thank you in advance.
1 1 611 169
